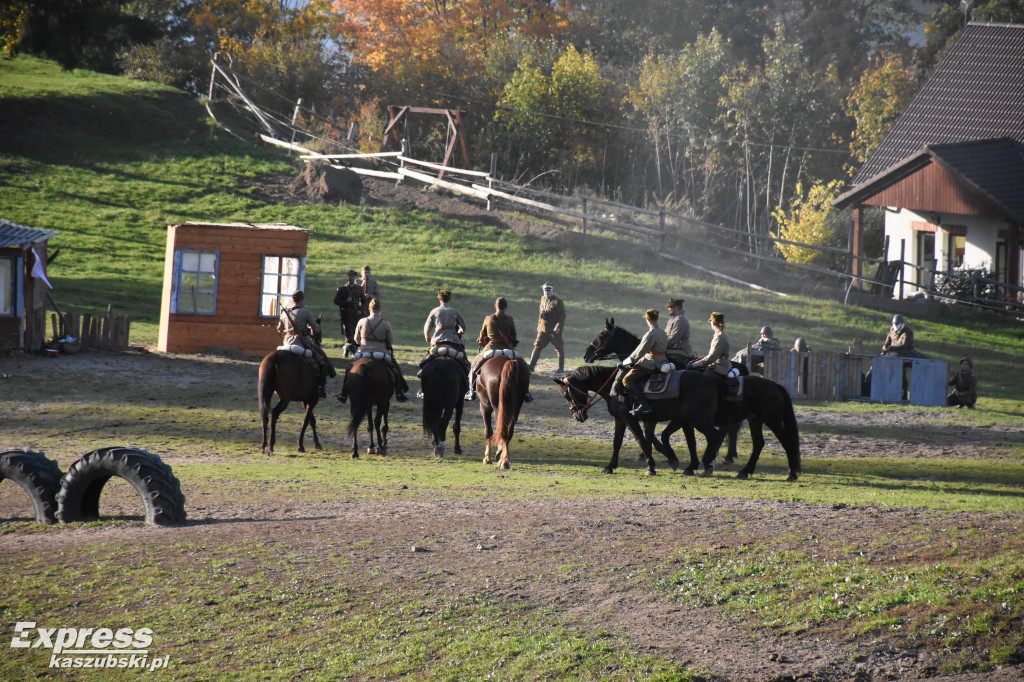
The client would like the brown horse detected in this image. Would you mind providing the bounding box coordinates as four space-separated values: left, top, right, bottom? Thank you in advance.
258 350 321 456
346 357 394 458
475 355 527 469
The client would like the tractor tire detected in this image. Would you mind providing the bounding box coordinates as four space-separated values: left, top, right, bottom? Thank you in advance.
0 449 63 525
57 447 186 525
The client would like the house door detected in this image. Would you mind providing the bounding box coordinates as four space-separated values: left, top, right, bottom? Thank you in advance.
916 231 935 290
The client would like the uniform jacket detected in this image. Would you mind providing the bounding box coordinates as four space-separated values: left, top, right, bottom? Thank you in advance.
358 277 380 301
697 329 731 376
537 295 566 333
478 312 518 350
334 282 365 314
628 325 668 371
883 325 914 354
664 312 694 359
355 313 393 354
424 303 466 346
278 305 320 347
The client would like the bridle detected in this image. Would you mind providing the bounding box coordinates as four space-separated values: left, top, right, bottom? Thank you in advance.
558 370 616 423
585 327 621 362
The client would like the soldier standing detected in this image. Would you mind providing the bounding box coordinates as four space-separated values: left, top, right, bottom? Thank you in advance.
357 265 380 316
664 298 695 367
333 269 366 357
529 282 566 375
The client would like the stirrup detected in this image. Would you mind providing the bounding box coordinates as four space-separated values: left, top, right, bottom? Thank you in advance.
524 391 534 403
464 389 476 401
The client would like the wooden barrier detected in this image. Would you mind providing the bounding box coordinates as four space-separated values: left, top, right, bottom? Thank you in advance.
50 306 131 351
763 351 948 405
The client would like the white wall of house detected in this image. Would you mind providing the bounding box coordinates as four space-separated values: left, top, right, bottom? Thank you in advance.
884 208 1008 298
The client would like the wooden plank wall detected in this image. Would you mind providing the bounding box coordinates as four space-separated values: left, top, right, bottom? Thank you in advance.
49 309 132 351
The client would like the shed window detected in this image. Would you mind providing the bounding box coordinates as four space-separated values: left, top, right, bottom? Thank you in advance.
172 250 219 314
0 256 17 316
261 255 304 317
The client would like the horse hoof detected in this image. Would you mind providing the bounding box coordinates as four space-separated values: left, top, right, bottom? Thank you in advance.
313 444 323 451
737 471 749 480
700 465 714 478
297 446 306 453
378 448 388 457
601 467 614 474
482 457 491 465
646 468 657 476
669 461 679 471
351 453 359 459
498 461 510 470
683 467 696 476
454 447 462 455
786 473 799 482
723 456 735 466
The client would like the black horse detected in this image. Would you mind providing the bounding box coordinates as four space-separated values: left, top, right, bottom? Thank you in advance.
420 357 466 458
580 319 801 480
346 357 393 458
556 364 801 480
585 318 752 464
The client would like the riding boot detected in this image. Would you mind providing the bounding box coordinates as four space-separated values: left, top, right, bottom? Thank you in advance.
528 349 540 373
555 355 565 376
465 372 477 401
520 358 534 402
627 382 652 416
316 370 328 400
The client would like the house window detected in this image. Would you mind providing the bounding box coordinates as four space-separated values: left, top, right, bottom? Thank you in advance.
261 255 304 317
946 233 965 271
0 256 16 316
172 250 219 314
916 231 935 289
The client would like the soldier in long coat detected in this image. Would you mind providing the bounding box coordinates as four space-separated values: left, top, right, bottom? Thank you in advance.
333 269 366 356
337 297 408 403
357 265 380 316
664 298 695 367
528 282 567 375
419 289 470 375
688 312 731 377
277 290 335 398
466 297 533 401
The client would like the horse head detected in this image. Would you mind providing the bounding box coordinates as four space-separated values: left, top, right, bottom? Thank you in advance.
553 375 589 423
583 318 636 363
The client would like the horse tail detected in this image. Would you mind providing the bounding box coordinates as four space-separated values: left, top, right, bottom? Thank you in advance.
258 353 277 416
777 384 801 474
494 358 519 443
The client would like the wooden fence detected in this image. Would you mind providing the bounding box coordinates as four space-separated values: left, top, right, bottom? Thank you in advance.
50 306 131 352
762 350 948 406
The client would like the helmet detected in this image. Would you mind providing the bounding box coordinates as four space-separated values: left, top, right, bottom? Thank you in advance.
892 314 905 327
793 338 807 352
760 325 773 337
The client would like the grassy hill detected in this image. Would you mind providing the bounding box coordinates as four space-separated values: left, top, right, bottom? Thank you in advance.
1 54 1022 402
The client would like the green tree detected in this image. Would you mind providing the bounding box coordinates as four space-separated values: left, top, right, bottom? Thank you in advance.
845 52 918 164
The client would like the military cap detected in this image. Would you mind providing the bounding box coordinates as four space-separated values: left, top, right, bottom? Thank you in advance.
666 298 684 308
709 311 724 324
542 283 554 291
346 269 358 277
645 308 659 321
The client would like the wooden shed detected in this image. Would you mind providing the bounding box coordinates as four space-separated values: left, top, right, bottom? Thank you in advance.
158 222 308 356
0 219 59 353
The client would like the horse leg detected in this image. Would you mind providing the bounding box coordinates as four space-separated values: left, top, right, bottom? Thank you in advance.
723 420 742 465
366 405 378 456
261 402 272 455
641 420 658 476
267 399 289 457
658 421 681 471
737 417 766 479
681 424 700 476
699 426 727 477
605 419 627 474
481 404 494 465
379 406 390 457
453 397 463 455
298 402 318 453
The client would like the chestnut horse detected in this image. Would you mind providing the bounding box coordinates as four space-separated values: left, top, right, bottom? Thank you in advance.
420 357 466 458
258 350 321 456
475 355 528 469
346 357 394 458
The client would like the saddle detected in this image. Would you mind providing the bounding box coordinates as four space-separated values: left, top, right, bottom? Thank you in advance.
352 351 392 362
641 369 683 398
482 348 519 360
429 344 466 360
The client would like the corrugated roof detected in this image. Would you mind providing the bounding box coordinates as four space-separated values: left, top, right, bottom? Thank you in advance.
0 219 60 249
852 23 1024 185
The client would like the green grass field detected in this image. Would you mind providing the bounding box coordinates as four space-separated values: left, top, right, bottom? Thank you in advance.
2 55 1023 679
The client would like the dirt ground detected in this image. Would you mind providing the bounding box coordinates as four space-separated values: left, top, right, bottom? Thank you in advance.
2 348 1023 682
3 174 1023 680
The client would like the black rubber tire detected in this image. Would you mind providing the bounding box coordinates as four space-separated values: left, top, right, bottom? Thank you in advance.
57 447 187 525
0 449 63 525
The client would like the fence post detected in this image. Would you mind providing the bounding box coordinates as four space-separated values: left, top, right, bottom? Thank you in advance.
487 153 496 211
659 209 667 250
581 197 588 235
899 239 906 300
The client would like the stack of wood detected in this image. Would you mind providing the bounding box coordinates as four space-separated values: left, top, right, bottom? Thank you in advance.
50 305 131 352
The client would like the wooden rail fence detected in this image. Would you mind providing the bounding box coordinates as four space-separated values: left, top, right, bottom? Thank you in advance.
50 306 131 352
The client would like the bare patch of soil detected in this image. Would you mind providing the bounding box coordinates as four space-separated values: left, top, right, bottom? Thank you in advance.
2 349 1023 681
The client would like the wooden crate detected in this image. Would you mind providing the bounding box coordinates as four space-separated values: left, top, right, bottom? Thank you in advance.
763 350 836 400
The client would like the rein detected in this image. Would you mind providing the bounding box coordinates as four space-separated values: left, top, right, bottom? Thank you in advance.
564 369 616 421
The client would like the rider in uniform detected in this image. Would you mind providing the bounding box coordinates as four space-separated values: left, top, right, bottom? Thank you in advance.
333 269 366 357
688 312 732 377
337 297 409 403
615 308 667 416
466 297 533 402
277 290 335 399
357 265 380 317
528 283 566 376
418 289 470 379
663 298 695 367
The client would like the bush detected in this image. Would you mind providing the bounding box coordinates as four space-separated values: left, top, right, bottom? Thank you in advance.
934 266 998 301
